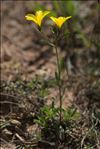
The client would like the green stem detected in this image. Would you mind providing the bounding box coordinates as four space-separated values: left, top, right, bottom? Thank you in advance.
55 45 62 125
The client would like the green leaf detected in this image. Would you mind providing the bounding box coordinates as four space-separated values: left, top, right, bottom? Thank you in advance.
64 107 81 121
59 57 65 73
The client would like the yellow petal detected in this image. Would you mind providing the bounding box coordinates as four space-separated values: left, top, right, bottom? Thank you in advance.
35 11 43 26
42 11 50 18
50 16 62 28
25 14 38 24
25 10 50 27
36 10 50 26
57 17 66 28
50 16 72 28
65 16 72 21
36 10 43 17
50 17 58 24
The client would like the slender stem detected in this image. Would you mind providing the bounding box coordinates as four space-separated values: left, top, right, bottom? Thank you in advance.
55 45 60 78
55 44 62 125
38 28 63 125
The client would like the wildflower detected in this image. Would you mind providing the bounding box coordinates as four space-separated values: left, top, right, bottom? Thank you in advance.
50 16 72 28
25 10 50 27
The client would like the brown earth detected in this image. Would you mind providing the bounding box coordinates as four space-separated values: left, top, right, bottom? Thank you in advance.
1 1 100 148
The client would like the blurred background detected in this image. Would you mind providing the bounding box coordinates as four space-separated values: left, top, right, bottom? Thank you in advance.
1 2 100 148
1 0 100 81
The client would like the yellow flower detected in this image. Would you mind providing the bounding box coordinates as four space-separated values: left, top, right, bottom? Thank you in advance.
50 16 72 28
25 10 50 27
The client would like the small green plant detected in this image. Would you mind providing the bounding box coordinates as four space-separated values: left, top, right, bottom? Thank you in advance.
63 107 80 121
35 105 80 127
34 104 59 127
25 9 71 115
25 10 73 141
34 103 81 144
